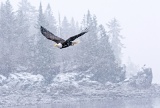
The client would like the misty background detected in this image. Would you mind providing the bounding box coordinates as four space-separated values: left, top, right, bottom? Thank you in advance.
0 0 127 84
1 0 159 84
0 0 160 107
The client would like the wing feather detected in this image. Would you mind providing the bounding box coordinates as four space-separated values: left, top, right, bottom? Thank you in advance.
66 28 88 42
40 26 65 44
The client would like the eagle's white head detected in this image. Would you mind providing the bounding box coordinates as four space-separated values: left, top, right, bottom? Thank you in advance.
54 43 62 49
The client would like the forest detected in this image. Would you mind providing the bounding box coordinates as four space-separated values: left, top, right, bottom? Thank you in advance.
0 0 125 84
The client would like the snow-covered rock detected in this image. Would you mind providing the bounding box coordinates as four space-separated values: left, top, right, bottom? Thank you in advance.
47 72 80 95
0 70 159 107
127 67 152 89
53 72 78 83
0 75 6 85
52 72 102 88
6 72 45 91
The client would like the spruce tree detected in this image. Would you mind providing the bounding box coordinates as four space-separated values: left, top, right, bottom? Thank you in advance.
70 18 76 35
15 0 30 68
15 0 36 73
0 0 16 76
44 4 57 33
91 25 125 83
107 18 124 65
61 16 71 38
35 3 57 83
78 11 99 68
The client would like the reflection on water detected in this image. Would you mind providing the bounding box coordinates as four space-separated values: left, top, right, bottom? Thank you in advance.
3 97 160 108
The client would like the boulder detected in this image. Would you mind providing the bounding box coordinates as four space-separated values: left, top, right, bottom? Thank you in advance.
128 66 152 89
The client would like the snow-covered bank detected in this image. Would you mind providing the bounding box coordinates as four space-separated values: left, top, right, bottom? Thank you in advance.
0 68 159 107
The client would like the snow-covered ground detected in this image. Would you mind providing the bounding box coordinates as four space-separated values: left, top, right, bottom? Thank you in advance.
0 72 160 107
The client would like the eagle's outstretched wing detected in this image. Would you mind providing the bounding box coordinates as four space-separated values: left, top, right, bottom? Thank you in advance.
40 26 65 44
66 28 88 42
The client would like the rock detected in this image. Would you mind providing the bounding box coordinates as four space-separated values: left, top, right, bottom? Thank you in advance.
128 66 152 89
0 75 6 86
6 72 45 91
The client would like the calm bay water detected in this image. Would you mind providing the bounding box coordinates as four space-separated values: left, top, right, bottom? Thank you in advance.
3 97 160 108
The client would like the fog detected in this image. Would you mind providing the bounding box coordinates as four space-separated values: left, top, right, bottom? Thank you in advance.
2 0 159 83
0 0 160 107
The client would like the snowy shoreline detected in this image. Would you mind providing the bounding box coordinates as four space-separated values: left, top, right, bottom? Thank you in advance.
0 70 159 107
0 85 160 107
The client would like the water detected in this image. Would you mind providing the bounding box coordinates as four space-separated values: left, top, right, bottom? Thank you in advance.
3 97 160 108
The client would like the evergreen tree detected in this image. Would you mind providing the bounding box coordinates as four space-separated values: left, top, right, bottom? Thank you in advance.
79 12 125 83
15 0 36 72
79 11 99 65
70 18 76 35
14 0 30 66
107 18 124 65
58 16 75 71
0 0 16 76
44 4 57 33
61 16 71 38
37 2 45 26
35 3 57 83
0 0 15 38
0 2 5 76
91 25 125 83
0 3 4 33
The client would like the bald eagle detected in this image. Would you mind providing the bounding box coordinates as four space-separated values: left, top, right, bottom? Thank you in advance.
40 26 88 49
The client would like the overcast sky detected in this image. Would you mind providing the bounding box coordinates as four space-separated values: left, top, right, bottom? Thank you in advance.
1 0 160 83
